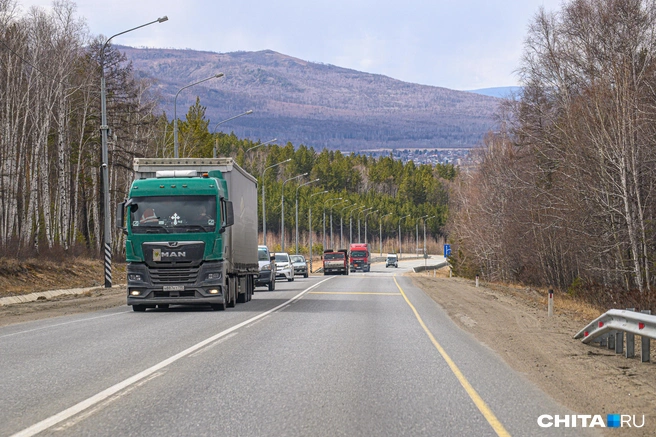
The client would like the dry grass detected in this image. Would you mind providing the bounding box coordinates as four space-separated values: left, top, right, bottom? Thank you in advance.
0 257 126 297
418 266 603 323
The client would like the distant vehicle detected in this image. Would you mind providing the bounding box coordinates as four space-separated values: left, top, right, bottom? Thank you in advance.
386 253 398 268
256 245 276 290
349 243 371 272
323 249 349 275
290 255 309 278
274 252 295 281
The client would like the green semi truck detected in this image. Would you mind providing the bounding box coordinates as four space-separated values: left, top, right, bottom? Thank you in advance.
116 158 258 312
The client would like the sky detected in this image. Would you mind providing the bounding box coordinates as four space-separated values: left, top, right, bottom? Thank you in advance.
16 0 563 90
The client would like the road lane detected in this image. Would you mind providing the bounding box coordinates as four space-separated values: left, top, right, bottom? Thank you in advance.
3 265 598 436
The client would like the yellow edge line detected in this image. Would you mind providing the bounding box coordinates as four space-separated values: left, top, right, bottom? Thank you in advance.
309 292 401 295
393 276 511 437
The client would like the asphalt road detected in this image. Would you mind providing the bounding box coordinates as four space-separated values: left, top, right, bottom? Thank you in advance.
1 258 596 436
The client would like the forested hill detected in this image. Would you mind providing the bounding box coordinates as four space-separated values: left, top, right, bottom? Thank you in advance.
119 46 500 152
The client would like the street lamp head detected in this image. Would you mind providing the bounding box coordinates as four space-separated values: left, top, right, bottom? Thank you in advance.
215 73 224 78
157 16 169 23
245 110 254 115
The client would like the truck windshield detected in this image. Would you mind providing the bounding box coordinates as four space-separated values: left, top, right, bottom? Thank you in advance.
324 253 344 260
129 195 217 233
258 248 269 261
351 251 367 257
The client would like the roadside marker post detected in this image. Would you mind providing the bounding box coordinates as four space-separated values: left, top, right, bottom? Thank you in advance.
548 289 553 317
475 274 479 287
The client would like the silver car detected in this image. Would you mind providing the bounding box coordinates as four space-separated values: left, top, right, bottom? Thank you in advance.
290 255 308 278
274 252 295 282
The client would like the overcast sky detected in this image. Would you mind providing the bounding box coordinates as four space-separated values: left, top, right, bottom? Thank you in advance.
16 0 563 90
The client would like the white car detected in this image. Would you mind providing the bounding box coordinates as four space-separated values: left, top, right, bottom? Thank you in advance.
386 254 398 268
274 252 295 282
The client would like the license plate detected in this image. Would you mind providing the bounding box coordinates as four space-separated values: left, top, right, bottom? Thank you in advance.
163 285 185 291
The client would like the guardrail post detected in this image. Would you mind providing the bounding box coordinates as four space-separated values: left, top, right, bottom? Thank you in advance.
475 275 479 287
608 332 615 349
615 331 624 354
641 310 651 362
626 308 636 358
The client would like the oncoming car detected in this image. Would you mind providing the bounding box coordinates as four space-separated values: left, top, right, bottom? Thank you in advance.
386 253 398 268
290 255 308 278
274 252 295 281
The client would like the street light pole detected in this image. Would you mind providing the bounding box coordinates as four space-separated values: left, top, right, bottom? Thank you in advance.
322 197 343 250
174 73 224 158
308 190 328 273
100 16 168 288
364 210 378 245
282 173 308 251
340 204 357 249
399 215 410 259
296 178 319 254
245 137 277 155
424 215 436 256
350 205 366 247
262 159 291 246
329 199 348 250
358 207 373 242
380 213 392 256
210 110 255 157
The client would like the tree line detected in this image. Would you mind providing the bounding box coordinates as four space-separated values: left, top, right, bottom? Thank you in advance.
448 0 656 307
0 1 454 258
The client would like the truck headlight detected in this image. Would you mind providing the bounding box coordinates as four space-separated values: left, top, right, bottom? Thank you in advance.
206 272 222 280
261 264 271 271
128 274 143 282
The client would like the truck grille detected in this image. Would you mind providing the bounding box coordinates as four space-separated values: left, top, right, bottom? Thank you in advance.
150 267 199 285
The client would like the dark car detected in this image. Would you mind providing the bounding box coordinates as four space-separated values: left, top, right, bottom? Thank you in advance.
290 255 309 278
255 245 276 290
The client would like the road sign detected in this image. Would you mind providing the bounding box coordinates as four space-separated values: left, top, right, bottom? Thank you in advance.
444 244 451 257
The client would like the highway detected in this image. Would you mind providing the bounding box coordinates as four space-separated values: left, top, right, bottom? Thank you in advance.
1 257 596 436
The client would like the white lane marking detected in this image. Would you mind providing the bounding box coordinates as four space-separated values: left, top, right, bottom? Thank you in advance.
0 311 130 340
189 332 239 357
11 277 333 437
53 371 166 431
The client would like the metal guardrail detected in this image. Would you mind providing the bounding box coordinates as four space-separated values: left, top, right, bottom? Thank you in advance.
574 309 655 362
413 261 448 273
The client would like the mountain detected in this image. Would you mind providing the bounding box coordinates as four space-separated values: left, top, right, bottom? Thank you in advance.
468 86 523 99
120 46 500 151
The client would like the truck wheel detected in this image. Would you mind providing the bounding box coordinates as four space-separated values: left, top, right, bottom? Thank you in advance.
227 279 236 308
268 278 275 291
304 272 308 278
132 305 146 312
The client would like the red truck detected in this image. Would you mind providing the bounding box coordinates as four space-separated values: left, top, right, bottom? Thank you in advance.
349 243 371 272
323 249 349 275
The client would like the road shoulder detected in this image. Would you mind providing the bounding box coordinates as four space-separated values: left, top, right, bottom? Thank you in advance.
411 274 656 436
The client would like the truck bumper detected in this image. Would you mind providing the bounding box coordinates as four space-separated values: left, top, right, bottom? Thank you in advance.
126 261 227 307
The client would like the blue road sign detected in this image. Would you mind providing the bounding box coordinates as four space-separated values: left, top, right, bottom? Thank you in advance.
443 244 451 257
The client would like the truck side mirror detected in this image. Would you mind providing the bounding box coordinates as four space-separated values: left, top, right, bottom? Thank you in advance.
116 201 126 234
224 200 234 227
